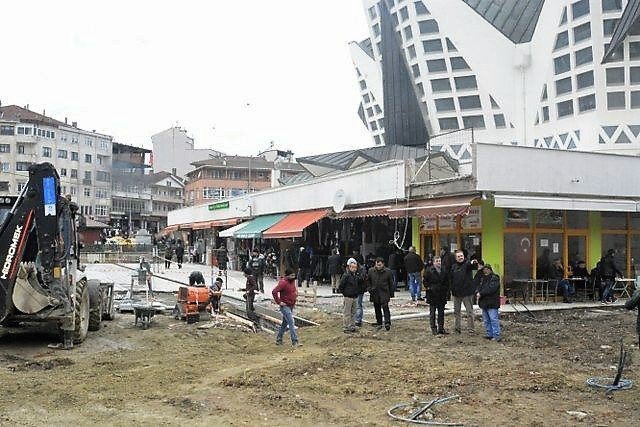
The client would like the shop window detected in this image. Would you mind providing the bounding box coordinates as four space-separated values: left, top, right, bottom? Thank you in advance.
535 233 563 279
504 233 533 281
438 233 458 255
536 210 563 228
602 234 628 273
504 209 532 228
567 235 587 270
601 211 627 229
631 234 640 279
630 213 640 229
566 211 588 229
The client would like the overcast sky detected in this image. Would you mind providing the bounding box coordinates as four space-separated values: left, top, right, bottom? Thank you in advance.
0 0 372 157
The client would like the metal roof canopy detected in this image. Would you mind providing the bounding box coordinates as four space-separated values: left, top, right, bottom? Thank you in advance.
219 221 251 238
262 210 328 239
233 214 287 239
387 195 478 219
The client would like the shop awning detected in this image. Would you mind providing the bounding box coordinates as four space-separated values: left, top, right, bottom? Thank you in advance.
494 194 640 212
161 225 178 234
191 221 213 230
334 205 393 219
210 218 239 227
387 195 478 219
178 224 191 230
218 221 250 238
262 209 328 239
234 214 287 239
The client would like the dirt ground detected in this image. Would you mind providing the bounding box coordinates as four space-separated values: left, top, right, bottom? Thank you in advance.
0 303 639 426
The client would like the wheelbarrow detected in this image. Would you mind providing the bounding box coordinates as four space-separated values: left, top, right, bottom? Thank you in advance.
132 303 157 329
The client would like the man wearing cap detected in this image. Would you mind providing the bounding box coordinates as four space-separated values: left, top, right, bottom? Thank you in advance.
475 264 501 342
339 258 366 333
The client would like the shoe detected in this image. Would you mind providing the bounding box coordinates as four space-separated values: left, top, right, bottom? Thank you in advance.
438 329 449 335
343 328 356 333
431 329 438 335
355 322 362 327
292 342 302 347
611 298 617 303
385 324 390 331
491 337 502 342
375 324 383 331
417 297 424 301
275 341 283 346
601 301 607 305
454 329 461 334
484 336 492 340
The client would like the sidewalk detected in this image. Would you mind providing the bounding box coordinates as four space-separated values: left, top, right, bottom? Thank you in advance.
85 261 627 321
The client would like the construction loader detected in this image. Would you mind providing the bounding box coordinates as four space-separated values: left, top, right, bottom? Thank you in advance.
0 163 114 349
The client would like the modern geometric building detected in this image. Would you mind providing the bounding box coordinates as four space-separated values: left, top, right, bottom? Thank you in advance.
351 0 640 160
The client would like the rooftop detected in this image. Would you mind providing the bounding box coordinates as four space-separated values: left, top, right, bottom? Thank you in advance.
462 0 545 44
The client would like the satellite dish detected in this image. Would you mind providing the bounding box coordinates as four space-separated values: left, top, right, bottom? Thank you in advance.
332 189 347 213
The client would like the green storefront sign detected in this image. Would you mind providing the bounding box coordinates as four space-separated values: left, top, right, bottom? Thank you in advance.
208 201 229 211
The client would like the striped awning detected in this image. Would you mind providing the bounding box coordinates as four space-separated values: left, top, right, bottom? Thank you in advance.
387 195 478 219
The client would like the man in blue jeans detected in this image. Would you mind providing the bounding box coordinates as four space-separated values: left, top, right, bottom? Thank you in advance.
272 268 300 346
475 264 501 342
404 247 424 302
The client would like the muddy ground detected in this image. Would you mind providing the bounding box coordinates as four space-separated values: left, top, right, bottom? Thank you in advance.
0 303 639 426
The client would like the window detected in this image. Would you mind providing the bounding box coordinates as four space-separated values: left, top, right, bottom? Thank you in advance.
416 82 425 96
462 115 485 129
368 5 377 19
370 121 378 131
571 0 589 20
18 145 24 154
557 99 574 117
42 147 52 157
604 43 624 62
449 57 469 71
418 20 438 34
99 140 109 151
422 39 443 53
0 182 8 192
373 135 382 145
407 44 416 59
71 152 78 161
17 126 32 135
446 38 457 51
630 42 640 61
430 78 451 92
631 91 640 108
16 162 33 171
434 98 455 112
367 107 374 117
60 168 67 177
404 26 413 40
399 6 408 21
85 154 92 163
363 93 370 104
0 162 9 172
84 171 92 181
71 136 79 144
426 59 447 72
57 149 68 159
576 70 594 89
438 117 459 130
95 189 108 199
602 0 622 12
607 91 626 109
415 1 428 15
542 106 550 122
70 169 78 178
574 47 593 66
96 155 103 165
606 67 625 86
454 75 477 90
555 77 572 95
85 138 93 146
578 93 596 112
630 66 640 84
374 104 382 114
494 114 506 128
554 54 571 74
458 95 482 110
573 22 591 43
0 144 10 153
412 64 420 77
0 125 14 135
359 80 367 90
490 95 500 108
603 19 618 36
554 31 569 50
84 188 91 197
70 186 77 196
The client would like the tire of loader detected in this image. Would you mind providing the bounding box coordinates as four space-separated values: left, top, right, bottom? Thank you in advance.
87 280 103 332
73 279 90 344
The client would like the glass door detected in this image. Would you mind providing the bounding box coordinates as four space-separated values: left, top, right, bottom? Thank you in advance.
566 234 587 272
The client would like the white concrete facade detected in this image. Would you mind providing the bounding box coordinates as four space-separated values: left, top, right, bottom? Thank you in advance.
151 127 224 178
352 0 640 158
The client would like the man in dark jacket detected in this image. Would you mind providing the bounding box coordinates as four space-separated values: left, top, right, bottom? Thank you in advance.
388 250 400 293
624 288 640 348
248 249 266 293
423 256 449 335
600 249 624 303
475 264 501 341
449 249 478 334
175 240 185 269
297 247 311 288
366 257 394 330
327 249 343 294
243 268 258 321
404 247 424 302
216 245 228 273
339 258 366 333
